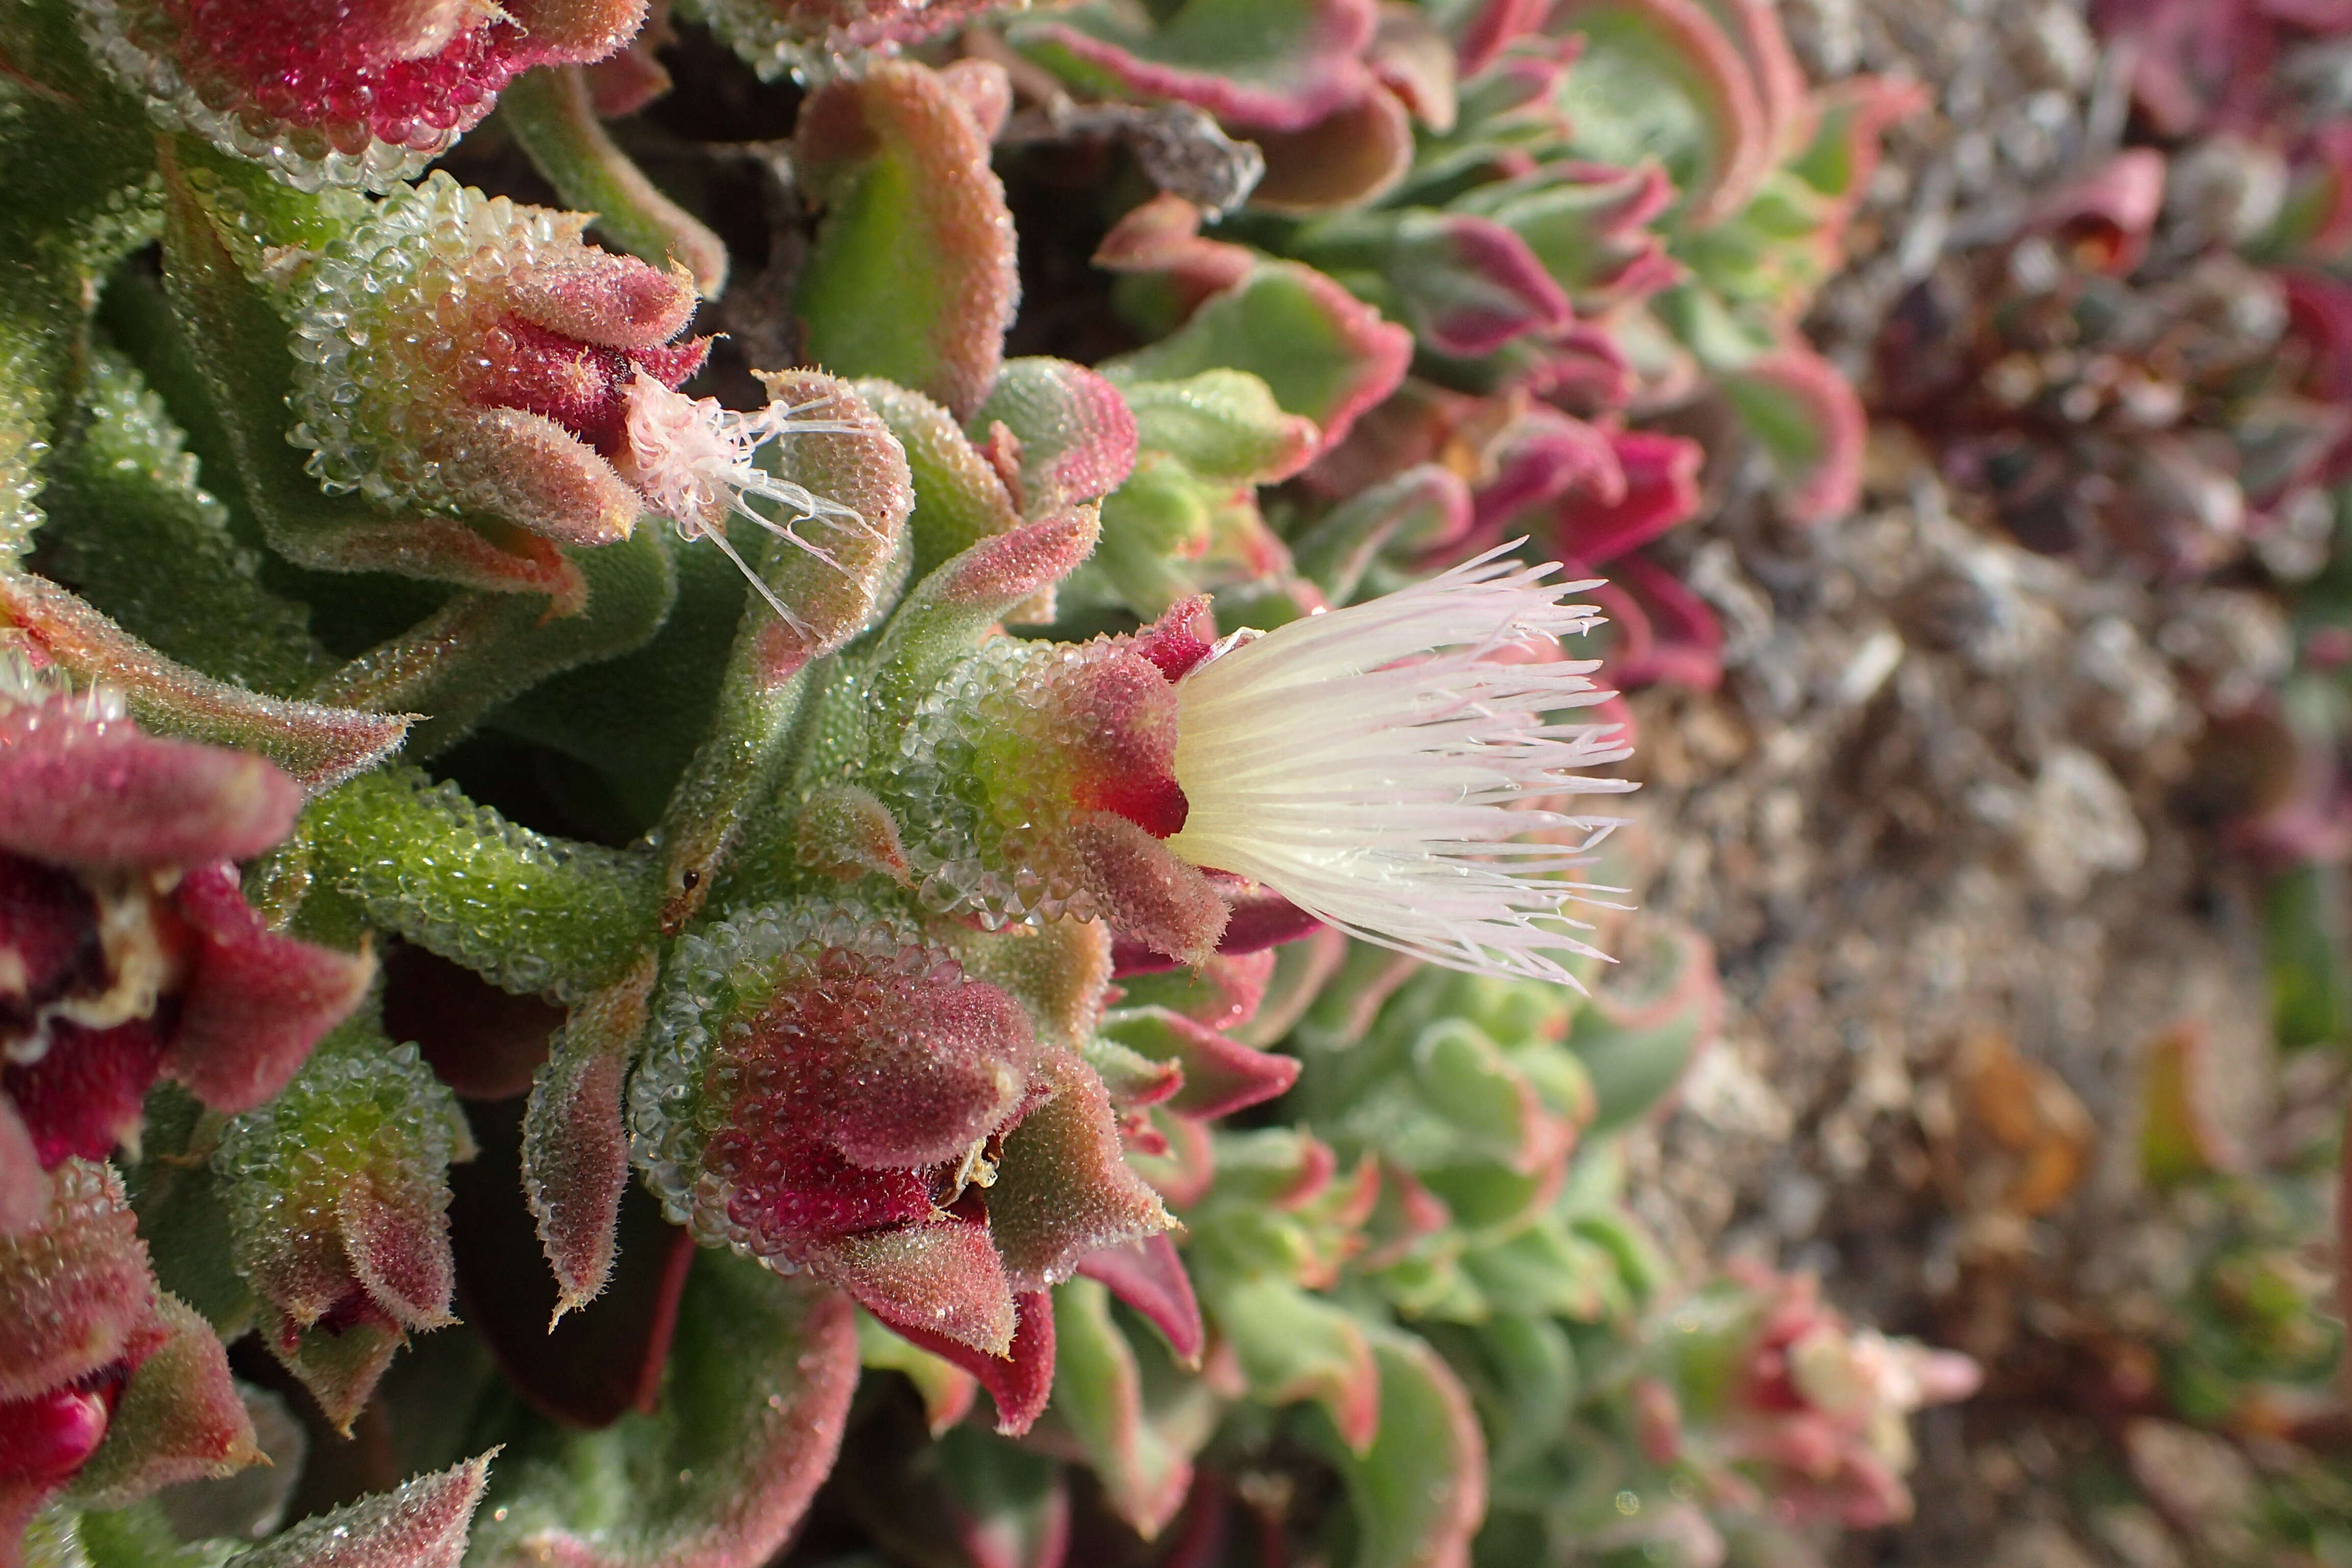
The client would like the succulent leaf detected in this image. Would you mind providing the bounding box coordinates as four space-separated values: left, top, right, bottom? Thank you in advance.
795 61 1020 423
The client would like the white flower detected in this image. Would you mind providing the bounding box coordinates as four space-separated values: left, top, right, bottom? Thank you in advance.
1163 548 1637 986
621 374 876 633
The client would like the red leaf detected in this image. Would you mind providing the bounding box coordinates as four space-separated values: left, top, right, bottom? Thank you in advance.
1075 1233 1205 1365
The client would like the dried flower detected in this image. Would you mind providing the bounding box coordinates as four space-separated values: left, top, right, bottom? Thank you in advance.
618 376 883 633
1163 550 1636 985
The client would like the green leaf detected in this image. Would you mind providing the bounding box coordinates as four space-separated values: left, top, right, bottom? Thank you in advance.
1049 1279 1194 1538
470 1258 859 1568
1102 264 1410 451
211 1021 469 1428
38 347 329 694
1206 1273 1379 1450
498 65 728 296
1460 1219 1620 1322
795 62 1017 420
1567 917 1722 1135
857 379 1022 589
2269 862 2352 1050
1308 1332 1487 1568
227 1455 491 1568
308 528 678 760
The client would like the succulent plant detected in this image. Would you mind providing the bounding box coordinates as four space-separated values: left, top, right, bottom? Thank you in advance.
0 1 1972 1565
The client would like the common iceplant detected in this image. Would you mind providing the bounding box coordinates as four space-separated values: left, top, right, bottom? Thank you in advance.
0 1 1971 1565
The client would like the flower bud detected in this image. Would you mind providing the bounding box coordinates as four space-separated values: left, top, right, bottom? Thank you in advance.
210 1022 469 1429
630 900 1169 1431
889 599 1233 965
287 173 707 548
79 0 649 191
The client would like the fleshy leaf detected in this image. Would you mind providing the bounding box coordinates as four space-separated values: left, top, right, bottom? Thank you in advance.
1208 1273 1380 1450
0 575 408 793
1075 1234 1205 1366
1291 464 1475 605
524 957 658 1319
1050 1278 1194 1538
867 511 1106 728
1452 161 1679 311
967 360 1142 519
1566 917 1722 1134
1120 372 1321 485
0 1163 154 1401
449 1093 697 1432
66 1295 259 1509
1302 210 1573 358
1310 1333 1487 1568
304 769 662 1003
796 61 1020 421
1106 948 1276 1031
1719 346 1867 523
38 345 331 697
469 1260 858 1568
1248 86 1417 213
1102 262 1412 455
877 1288 1059 1438
211 1021 468 1428
1555 430 1705 564
1553 0 1773 226
166 863 376 1117
1014 0 1379 131
228 1454 493 1568
947 919 1117 1059
653 372 910 928
1100 1009 1302 1120
500 65 730 296
856 1309 978 1436
814 1220 1018 1363
856 379 1024 590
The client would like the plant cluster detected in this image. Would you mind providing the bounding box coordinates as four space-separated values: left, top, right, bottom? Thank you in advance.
0 2 1972 1566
